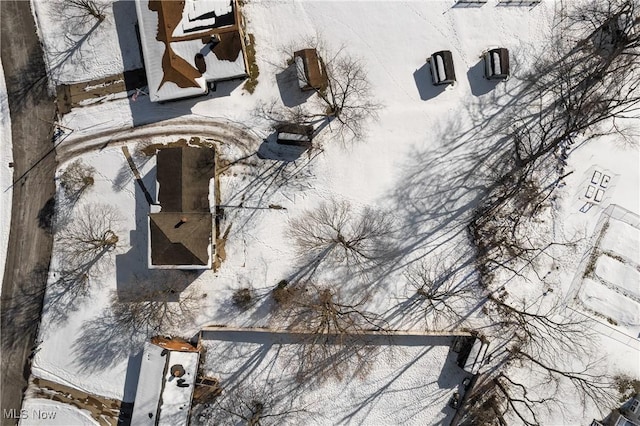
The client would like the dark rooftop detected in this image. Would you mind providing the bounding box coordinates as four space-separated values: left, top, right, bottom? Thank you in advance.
150 146 215 267
150 212 212 266
156 146 215 213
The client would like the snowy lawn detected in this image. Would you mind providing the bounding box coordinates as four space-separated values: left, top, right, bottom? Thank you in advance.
32 0 142 85
20 399 97 426
32 146 157 399
26 1 640 424
195 330 469 425
580 278 640 331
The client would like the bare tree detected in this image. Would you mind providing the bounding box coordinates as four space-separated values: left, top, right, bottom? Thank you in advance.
505 0 640 173
508 346 615 408
34 203 121 323
613 374 640 402
403 258 475 330
461 357 615 426
467 351 616 426
457 373 508 426
232 287 256 311
459 3 638 424
60 0 106 23
259 39 381 145
55 204 121 280
56 203 120 266
45 0 108 84
460 294 617 425
288 198 396 279
468 161 580 289
59 159 96 201
41 204 121 321
486 294 588 359
567 0 639 56
111 273 204 333
272 281 385 382
468 0 639 289
305 45 381 145
193 381 309 426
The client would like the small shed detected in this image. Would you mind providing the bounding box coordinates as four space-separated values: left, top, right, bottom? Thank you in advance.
429 50 456 85
457 337 490 374
294 48 327 91
275 123 314 148
484 48 509 80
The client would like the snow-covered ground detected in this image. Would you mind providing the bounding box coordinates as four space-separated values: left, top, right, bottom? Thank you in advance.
20 399 97 426
32 0 142 86
0 59 13 293
196 331 469 425
26 0 640 424
32 147 156 399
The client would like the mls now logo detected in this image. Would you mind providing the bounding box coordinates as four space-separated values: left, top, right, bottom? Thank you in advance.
3 409 57 420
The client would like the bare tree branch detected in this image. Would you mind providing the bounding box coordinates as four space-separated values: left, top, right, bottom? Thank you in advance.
193 381 310 426
111 273 204 333
403 258 476 330
272 281 385 382
59 159 96 201
288 198 396 279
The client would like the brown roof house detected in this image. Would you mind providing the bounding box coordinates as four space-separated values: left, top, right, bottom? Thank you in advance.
135 0 248 102
294 48 327 91
148 146 215 269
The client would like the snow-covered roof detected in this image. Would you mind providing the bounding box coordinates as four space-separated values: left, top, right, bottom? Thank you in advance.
135 0 246 102
178 1 234 36
131 343 166 426
157 351 199 426
131 342 200 426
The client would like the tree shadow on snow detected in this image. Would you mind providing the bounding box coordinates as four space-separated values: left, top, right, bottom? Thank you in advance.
45 1 105 85
71 307 147 374
0 264 48 353
384 52 539 274
3 45 53 114
334 337 465 425
220 145 322 234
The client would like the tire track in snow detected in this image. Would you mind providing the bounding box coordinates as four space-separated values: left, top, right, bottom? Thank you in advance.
56 117 263 164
